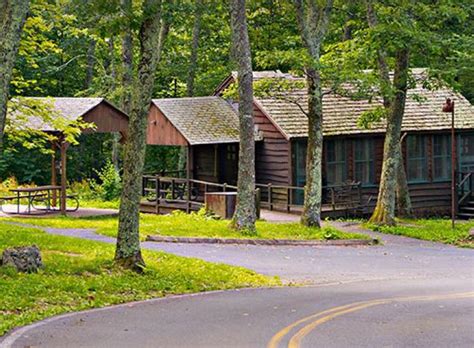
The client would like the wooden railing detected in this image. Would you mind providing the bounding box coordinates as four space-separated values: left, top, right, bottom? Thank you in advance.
142 175 238 213
457 171 474 206
256 181 362 213
142 175 363 215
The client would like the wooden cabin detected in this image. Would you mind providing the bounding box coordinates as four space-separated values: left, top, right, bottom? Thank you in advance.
146 71 474 217
146 97 243 185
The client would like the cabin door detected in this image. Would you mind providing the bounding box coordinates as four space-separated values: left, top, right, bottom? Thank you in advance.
219 144 238 185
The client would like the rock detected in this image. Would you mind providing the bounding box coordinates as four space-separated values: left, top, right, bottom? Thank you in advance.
1 245 43 273
468 228 474 241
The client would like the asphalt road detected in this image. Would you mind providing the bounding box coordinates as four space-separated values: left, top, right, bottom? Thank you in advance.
1 222 474 347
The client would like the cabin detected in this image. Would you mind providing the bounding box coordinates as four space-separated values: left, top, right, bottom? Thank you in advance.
146 70 474 217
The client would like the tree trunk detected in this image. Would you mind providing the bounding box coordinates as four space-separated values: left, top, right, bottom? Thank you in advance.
367 0 412 219
115 0 166 271
369 49 410 225
120 0 133 115
396 141 411 217
301 67 323 227
229 0 256 233
294 0 333 227
186 0 203 97
84 39 96 90
0 0 30 149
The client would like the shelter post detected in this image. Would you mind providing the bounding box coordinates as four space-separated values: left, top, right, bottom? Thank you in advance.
60 139 68 215
51 141 57 207
186 145 191 213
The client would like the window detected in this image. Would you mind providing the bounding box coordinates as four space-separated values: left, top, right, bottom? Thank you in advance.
354 139 375 185
460 133 474 172
326 140 346 185
432 135 451 181
407 135 428 182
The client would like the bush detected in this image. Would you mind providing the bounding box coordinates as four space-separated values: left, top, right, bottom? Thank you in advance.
90 161 122 201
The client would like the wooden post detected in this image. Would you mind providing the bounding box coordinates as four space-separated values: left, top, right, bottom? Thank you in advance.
51 141 57 207
331 188 336 211
255 188 261 219
268 183 273 211
186 146 191 213
451 104 456 229
286 187 291 213
60 140 67 215
155 177 160 214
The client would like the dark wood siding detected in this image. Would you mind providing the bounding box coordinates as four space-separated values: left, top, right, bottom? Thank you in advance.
83 102 129 133
147 104 188 146
193 144 219 183
254 105 290 186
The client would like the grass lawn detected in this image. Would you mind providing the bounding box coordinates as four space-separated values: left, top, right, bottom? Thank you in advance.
367 219 474 248
0 211 369 241
0 223 279 336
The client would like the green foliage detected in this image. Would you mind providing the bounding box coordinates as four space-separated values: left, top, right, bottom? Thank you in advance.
366 219 474 248
0 222 278 335
1 213 369 241
90 161 122 201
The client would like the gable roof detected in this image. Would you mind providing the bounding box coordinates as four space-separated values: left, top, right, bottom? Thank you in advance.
217 70 474 138
8 97 127 132
151 96 240 145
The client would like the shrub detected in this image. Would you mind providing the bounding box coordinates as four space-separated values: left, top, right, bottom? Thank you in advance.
90 161 122 201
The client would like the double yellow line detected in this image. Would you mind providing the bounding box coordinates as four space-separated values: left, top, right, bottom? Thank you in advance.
268 291 474 348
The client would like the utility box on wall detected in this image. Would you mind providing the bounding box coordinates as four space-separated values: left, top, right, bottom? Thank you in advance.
205 192 237 219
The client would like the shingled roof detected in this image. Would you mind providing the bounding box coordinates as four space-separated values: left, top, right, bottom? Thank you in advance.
219 70 474 139
152 96 240 145
8 97 121 132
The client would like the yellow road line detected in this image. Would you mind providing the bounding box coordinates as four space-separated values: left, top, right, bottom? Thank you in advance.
268 292 474 348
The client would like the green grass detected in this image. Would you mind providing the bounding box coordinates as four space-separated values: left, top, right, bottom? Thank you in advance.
0 211 369 241
367 219 474 248
0 223 279 336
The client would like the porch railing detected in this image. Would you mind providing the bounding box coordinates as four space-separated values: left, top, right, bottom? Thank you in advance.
457 171 474 206
142 175 363 215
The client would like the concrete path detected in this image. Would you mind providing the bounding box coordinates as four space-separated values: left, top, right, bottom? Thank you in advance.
1 220 473 347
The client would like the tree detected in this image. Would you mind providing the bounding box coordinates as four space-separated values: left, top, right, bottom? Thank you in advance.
229 0 257 233
186 0 203 97
115 0 170 271
366 0 411 218
369 48 410 225
0 0 30 149
294 0 333 227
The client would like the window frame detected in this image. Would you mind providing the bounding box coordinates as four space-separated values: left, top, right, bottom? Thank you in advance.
353 138 376 187
432 134 451 182
406 135 429 183
325 139 347 186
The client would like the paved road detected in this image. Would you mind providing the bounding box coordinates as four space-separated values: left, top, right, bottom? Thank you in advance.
1 221 474 347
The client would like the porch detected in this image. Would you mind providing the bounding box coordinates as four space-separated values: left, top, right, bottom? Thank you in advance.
139 175 369 219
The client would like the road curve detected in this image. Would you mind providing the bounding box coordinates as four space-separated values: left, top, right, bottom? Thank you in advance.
1 222 473 347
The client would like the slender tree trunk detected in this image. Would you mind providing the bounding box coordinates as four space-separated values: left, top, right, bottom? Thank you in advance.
396 141 411 216
121 0 133 115
84 39 96 90
0 0 30 149
229 0 256 233
367 0 412 219
369 49 410 225
186 0 203 97
301 67 323 227
115 0 166 271
294 0 333 227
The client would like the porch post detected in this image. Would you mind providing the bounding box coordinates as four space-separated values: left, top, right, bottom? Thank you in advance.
186 145 191 213
51 141 57 207
60 139 68 215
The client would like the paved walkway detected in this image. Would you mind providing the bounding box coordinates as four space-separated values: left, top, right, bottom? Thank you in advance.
0 205 118 218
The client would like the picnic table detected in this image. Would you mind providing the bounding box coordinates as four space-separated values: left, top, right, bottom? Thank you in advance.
0 185 79 214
